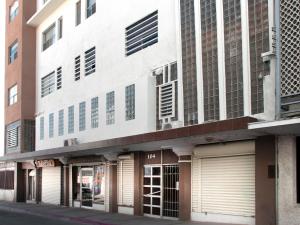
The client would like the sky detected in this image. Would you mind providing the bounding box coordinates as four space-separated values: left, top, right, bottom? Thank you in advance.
0 2 5 156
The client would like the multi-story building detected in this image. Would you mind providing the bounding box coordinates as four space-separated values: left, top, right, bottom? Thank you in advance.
0 0 299 225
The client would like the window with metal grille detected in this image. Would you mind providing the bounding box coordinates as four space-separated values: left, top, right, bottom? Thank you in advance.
125 11 158 56
85 47 96 76
125 84 135 120
42 23 56 51
79 102 86 131
76 1 81 26
91 97 99 128
9 41 18 64
58 110 64 136
68 106 75 134
8 84 17 106
40 117 44 140
49 113 54 138
57 67 62 90
9 0 19 22
41 72 55 97
58 17 63 39
86 0 96 18
106 91 115 125
75 56 81 81
7 127 19 148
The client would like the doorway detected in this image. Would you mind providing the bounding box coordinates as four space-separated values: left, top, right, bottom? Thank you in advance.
80 168 93 208
27 170 36 202
143 165 179 219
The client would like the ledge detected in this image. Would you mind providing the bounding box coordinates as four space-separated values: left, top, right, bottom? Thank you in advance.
27 0 65 27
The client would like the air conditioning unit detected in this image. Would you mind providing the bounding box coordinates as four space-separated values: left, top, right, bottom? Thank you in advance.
162 120 183 130
64 138 78 147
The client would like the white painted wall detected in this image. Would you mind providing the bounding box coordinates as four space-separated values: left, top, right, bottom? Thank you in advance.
34 0 178 151
0 0 5 156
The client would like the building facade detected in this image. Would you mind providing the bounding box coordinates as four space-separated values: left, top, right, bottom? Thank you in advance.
1 0 300 225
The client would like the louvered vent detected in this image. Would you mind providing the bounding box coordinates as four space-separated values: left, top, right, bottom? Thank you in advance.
160 83 175 118
126 11 158 56
57 67 62 90
7 127 19 148
85 47 96 76
75 56 80 81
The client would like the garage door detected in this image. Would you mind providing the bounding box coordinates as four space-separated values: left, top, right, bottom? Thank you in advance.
42 167 61 205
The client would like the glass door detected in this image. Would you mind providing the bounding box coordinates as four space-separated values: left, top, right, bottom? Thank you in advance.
81 168 93 208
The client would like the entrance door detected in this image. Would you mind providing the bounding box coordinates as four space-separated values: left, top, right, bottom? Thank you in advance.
81 168 93 208
28 170 36 201
143 165 179 219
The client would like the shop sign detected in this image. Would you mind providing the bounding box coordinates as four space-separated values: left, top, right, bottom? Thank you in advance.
34 159 56 168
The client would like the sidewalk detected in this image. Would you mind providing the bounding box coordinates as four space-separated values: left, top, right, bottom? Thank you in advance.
0 201 242 225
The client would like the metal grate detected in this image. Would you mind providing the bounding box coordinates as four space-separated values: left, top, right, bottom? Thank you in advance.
85 47 96 76
7 127 19 148
41 72 55 97
280 0 300 97
75 56 81 81
160 83 175 119
56 67 62 90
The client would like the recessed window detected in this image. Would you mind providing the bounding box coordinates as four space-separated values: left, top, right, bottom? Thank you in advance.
85 47 96 76
76 1 81 26
41 72 55 97
125 11 158 56
106 91 115 125
49 113 54 138
58 17 63 39
86 0 96 18
57 67 62 90
125 84 135 120
40 117 45 140
58 110 64 136
68 106 75 134
42 23 56 51
91 97 99 128
9 0 19 22
8 85 17 106
79 102 86 131
75 56 81 81
9 41 18 64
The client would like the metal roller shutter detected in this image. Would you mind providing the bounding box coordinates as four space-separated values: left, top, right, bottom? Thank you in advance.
201 155 255 217
117 159 134 206
42 167 61 205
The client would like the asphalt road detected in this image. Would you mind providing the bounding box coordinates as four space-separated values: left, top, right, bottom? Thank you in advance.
0 210 82 225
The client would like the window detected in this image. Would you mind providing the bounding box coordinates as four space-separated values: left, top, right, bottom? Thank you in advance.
58 110 64 136
8 85 17 106
49 113 54 138
76 1 81 26
125 84 135 120
0 170 14 190
41 72 55 97
91 97 99 128
40 117 44 140
79 102 86 131
75 56 81 81
85 47 96 76
68 106 75 134
94 165 105 204
86 0 96 18
57 67 62 90
9 41 18 64
42 23 55 51
58 17 63 39
9 0 18 22
125 11 158 56
106 91 115 125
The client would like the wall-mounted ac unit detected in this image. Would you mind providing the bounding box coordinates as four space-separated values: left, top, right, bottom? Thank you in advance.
162 120 183 130
64 138 78 147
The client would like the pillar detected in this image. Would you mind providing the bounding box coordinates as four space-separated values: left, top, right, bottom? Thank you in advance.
108 161 118 213
134 152 144 216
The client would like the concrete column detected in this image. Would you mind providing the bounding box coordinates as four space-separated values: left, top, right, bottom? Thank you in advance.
62 165 69 206
14 162 26 202
35 168 42 203
255 136 276 225
108 162 118 213
179 155 192 220
134 152 144 216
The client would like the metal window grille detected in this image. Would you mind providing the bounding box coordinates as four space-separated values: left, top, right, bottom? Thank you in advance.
91 97 99 128
41 72 55 97
57 67 62 90
125 84 135 120
40 117 44 140
106 91 115 125
79 102 86 131
75 56 81 81
49 113 54 138
85 47 96 76
125 11 158 56
68 106 75 134
58 110 64 136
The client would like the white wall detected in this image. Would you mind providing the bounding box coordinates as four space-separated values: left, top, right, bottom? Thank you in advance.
0 1 6 156
35 0 178 151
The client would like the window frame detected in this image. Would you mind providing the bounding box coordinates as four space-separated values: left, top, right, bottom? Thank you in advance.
9 41 18 64
42 23 56 51
86 0 96 18
125 84 135 121
91 97 99 128
68 106 75 134
8 84 18 106
79 102 86 131
41 71 55 98
76 0 81 26
106 91 115 125
9 0 19 22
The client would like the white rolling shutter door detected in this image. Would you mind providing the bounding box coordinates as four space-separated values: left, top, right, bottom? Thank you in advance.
201 155 255 217
42 167 61 205
117 159 134 206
